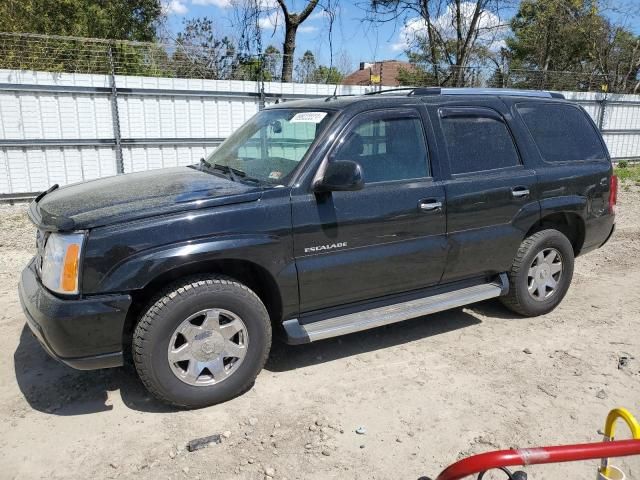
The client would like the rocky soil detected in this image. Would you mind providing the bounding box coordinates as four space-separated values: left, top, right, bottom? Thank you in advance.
0 186 639 480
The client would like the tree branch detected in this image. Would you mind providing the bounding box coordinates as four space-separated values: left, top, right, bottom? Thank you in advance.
298 0 320 24
275 0 289 18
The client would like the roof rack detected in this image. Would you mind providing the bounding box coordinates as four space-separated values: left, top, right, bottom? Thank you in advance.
365 87 564 99
363 87 418 96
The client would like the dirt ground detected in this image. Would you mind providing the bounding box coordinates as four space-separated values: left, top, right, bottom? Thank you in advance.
0 186 639 480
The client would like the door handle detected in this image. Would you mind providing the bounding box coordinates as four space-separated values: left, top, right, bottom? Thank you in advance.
419 199 443 212
511 187 530 198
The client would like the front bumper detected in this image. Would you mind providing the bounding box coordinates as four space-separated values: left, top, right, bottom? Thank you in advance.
18 259 132 370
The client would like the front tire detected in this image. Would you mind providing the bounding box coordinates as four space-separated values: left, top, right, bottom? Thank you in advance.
133 275 271 408
501 229 575 317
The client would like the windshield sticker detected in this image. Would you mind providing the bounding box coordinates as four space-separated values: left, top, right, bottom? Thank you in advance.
268 171 283 180
290 112 327 123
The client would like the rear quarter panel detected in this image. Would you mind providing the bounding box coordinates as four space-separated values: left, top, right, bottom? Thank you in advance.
506 99 615 254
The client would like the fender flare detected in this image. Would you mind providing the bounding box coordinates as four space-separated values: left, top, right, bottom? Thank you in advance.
96 234 286 293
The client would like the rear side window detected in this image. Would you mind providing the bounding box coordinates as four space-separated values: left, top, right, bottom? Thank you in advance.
439 108 520 174
516 103 606 162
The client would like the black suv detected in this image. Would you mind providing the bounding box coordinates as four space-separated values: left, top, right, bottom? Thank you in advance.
19 88 617 408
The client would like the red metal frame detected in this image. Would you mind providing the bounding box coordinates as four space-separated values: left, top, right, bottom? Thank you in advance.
436 439 640 480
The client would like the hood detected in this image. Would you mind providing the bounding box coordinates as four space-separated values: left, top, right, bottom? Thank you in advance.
30 167 263 230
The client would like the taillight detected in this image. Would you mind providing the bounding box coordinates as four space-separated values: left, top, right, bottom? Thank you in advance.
609 175 618 214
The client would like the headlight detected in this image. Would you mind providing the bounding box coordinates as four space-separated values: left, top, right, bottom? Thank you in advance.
41 232 85 295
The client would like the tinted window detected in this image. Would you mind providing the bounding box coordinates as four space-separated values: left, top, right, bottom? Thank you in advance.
516 103 606 162
334 116 429 183
440 109 520 174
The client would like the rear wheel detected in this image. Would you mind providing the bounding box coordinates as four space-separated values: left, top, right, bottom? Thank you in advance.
133 275 271 408
501 229 574 316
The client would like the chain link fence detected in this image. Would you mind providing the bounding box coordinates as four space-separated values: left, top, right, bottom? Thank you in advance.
2 31 639 93
0 32 313 83
397 63 639 94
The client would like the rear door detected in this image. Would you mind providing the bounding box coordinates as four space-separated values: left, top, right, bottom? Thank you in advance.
427 100 540 283
291 107 448 313
514 101 614 252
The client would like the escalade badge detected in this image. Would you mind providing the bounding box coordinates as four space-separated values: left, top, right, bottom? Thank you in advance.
304 242 348 253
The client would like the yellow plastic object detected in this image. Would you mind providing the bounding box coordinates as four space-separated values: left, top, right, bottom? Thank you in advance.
599 408 640 478
603 408 640 441
60 243 80 293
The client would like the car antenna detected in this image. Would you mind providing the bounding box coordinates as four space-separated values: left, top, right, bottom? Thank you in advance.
325 83 339 101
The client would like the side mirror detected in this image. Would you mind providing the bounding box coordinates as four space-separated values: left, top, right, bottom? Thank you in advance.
314 160 364 192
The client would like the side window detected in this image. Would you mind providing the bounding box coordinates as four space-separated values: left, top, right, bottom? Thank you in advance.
439 108 520 175
516 103 607 162
334 115 429 183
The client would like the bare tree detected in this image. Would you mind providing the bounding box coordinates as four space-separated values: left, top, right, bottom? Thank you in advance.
368 0 509 86
275 0 321 82
230 0 327 82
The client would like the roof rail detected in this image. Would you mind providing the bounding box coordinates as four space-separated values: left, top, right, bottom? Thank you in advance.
365 87 564 99
363 87 418 96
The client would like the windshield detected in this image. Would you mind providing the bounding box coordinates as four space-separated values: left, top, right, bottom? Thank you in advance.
201 108 334 185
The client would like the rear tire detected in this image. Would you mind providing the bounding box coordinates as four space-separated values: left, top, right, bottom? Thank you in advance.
133 275 271 408
501 229 574 317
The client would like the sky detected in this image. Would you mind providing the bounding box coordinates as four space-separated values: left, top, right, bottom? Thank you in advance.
161 0 411 69
161 0 640 72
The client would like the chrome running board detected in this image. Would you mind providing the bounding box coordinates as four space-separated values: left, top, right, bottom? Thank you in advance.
283 274 507 344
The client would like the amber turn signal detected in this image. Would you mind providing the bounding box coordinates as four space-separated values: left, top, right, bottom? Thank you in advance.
60 243 80 293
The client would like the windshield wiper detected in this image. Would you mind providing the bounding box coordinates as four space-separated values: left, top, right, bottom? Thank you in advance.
214 163 245 182
199 158 244 182
199 157 215 172
199 158 265 186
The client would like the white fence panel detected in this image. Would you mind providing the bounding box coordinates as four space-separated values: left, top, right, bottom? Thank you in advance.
0 69 637 196
122 145 210 173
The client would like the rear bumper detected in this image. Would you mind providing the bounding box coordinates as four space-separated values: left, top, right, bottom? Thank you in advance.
600 222 615 248
18 259 131 370
580 214 615 255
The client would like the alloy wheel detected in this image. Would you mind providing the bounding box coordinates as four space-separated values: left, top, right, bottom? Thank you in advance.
167 309 249 386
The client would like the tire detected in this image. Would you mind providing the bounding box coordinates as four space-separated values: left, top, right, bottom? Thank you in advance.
133 275 271 408
500 229 575 317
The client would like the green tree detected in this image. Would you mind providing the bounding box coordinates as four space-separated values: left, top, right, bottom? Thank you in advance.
263 45 282 81
590 19 640 93
507 0 598 72
173 17 236 79
396 63 436 86
295 50 317 83
312 65 343 84
0 0 162 40
507 0 640 92
0 0 163 74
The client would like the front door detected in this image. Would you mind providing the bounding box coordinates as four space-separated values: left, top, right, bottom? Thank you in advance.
291 108 448 313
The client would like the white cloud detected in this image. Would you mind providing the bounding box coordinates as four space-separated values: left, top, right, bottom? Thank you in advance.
258 9 283 30
307 10 328 21
163 0 188 15
191 0 279 9
298 25 319 34
192 0 233 7
392 2 506 53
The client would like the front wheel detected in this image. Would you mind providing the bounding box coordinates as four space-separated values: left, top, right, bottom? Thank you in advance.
500 229 575 317
133 276 271 408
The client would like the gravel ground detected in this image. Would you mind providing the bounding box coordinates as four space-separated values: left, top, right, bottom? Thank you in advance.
0 186 639 480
